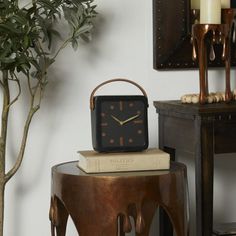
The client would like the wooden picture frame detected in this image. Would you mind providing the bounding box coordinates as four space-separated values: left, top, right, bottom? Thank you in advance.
232 0 236 8
153 0 236 70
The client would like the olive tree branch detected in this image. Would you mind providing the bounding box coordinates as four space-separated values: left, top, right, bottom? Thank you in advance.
4 79 42 183
3 54 47 181
0 71 10 182
32 81 43 107
4 70 43 183
52 37 71 60
27 71 33 98
4 103 40 183
0 81 4 89
6 75 21 109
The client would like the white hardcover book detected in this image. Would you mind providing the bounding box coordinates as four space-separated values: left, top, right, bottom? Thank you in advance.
77 148 170 173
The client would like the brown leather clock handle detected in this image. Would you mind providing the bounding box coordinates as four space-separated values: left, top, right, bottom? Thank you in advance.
90 78 148 110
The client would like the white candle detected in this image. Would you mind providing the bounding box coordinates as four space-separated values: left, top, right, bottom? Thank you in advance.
191 0 200 9
221 0 230 8
200 0 221 24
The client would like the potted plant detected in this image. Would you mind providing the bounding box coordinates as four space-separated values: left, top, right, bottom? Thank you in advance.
0 0 97 234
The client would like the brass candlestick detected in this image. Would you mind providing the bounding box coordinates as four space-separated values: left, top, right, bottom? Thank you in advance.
191 9 236 29
191 9 236 104
222 9 236 102
192 24 231 104
222 8 236 30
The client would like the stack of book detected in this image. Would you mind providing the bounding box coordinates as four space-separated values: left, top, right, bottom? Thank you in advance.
77 148 170 173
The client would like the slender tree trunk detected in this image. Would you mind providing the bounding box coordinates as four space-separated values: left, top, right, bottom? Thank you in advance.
0 70 10 236
0 137 5 236
0 70 40 236
0 182 5 236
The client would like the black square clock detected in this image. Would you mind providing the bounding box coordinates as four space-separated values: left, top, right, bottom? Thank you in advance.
90 79 149 152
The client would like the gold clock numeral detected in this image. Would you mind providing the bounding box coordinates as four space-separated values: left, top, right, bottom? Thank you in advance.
137 130 142 134
128 138 133 143
110 139 114 144
102 132 106 137
119 101 123 111
120 137 124 146
101 112 106 117
129 103 134 107
101 122 108 127
110 105 114 110
134 120 143 124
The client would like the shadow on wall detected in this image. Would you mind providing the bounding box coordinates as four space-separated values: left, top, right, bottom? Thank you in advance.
7 78 57 235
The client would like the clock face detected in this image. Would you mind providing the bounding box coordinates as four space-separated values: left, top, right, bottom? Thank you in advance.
93 96 148 152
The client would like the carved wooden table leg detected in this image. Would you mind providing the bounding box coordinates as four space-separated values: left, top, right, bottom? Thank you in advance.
50 161 188 236
195 117 214 236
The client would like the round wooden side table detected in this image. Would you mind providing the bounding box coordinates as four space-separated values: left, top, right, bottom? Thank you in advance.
49 161 188 236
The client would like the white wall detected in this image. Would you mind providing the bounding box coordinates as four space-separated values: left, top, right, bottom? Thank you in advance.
3 0 236 235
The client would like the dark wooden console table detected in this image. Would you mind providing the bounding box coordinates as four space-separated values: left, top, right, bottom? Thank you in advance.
49 161 188 236
154 100 236 236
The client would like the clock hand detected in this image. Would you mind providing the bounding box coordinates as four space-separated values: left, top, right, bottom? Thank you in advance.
111 115 123 125
122 114 140 125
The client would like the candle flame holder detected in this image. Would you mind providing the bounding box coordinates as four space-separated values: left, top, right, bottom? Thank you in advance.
191 9 236 104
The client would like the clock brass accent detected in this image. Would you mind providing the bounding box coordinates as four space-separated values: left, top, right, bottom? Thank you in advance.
138 130 142 134
101 123 108 127
111 114 140 126
111 115 123 125
110 139 114 144
119 101 123 111
122 114 140 125
134 120 143 124
120 137 124 146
